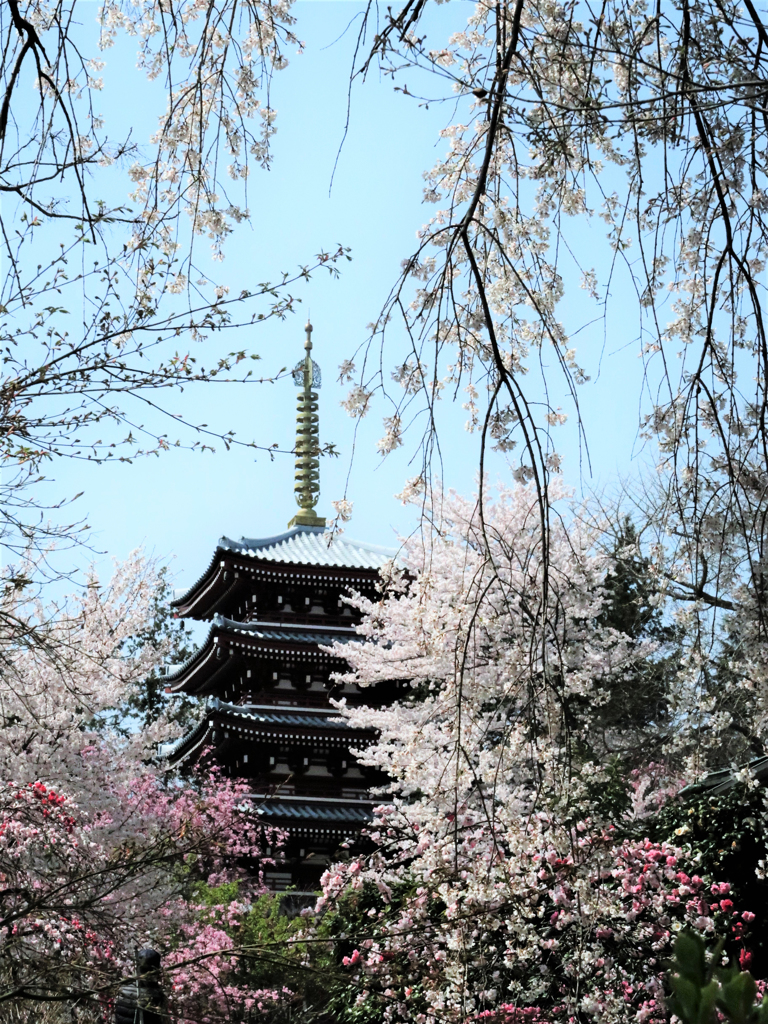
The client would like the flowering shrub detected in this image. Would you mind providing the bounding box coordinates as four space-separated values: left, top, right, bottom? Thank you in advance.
167 885 311 1023
0 554 283 1020
312 820 762 1024
0 765 285 1020
648 786 768 978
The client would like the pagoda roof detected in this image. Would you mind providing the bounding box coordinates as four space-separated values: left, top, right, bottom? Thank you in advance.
220 525 396 569
209 698 362 731
172 526 397 618
158 698 375 765
164 616 355 695
255 798 373 824
158 714 210 765
680 754 768 796
211 615 357 647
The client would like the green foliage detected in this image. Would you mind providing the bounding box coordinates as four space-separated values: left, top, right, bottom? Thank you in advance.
649 784 768 972
669 931 768 1024
235 891 308 993
122 566 197 734
193 879 241 909
190 880 321 1014
651 786 767 878
595 517 680 742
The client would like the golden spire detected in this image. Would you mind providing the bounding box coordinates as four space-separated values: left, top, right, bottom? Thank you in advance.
288 321 326 529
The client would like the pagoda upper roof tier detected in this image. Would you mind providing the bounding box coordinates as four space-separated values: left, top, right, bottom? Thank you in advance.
172 525 397 620
158 698 376 767
222 525 396 569
164 615 356 696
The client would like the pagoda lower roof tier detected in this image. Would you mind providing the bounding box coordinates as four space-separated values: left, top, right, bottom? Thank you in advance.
165 616 356 696
252 794 375 826
172 526 395 620
158 699 376 768
680 754 768 796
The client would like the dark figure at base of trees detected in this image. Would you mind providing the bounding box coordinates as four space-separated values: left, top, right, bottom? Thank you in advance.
114 948 167 1024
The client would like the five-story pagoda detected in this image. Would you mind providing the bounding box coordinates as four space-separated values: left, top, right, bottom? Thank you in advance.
159 323 395 893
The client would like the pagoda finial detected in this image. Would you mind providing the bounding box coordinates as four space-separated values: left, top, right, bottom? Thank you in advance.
288 321 326 529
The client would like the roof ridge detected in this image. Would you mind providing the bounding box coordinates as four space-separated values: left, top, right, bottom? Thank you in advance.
219 525 324 550
213 614 357 634
212 698 340 716
221 530 398 560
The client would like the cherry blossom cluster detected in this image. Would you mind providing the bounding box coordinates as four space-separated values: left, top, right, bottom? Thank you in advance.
328 481 657 808
307 481 761 1024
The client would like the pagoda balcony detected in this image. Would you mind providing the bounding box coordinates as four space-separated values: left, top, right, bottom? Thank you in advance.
248 782 376 802
246 607 362 628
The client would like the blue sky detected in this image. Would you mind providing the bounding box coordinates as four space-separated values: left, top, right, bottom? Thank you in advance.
31 1 654 592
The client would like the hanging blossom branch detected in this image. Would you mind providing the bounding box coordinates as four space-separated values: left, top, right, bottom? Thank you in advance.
332 0 768 742
0 1 351 580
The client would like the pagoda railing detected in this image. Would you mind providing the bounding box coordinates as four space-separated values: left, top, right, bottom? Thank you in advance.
249 609 362 628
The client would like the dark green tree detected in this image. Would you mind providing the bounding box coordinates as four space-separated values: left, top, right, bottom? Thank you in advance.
101 567 198 738
595 516 681 749
567 517 683 821
703 622 765 761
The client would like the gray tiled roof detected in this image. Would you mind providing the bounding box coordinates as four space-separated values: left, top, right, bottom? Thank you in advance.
212 614 356 647
163 616 355 687
157 699 372 760
220 525 396 569
209 698 370 733
257 801 373 823
681 754 768 795
157 716 209 759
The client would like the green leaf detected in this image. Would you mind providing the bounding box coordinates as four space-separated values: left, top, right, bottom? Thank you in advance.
670 974 704 1024
698 980 720 1024
719 971 758 1024
675 931 708 986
